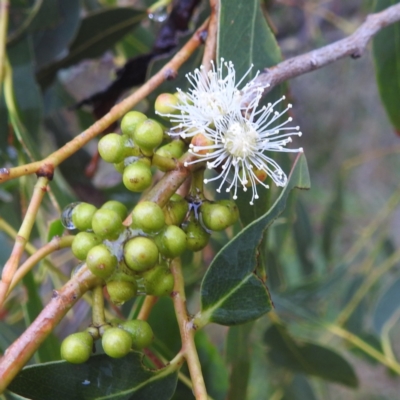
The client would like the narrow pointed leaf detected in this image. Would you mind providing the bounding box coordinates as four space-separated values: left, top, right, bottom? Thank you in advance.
264 324 358 387
199 154 310 325
8 352 178 400
372 0 400 132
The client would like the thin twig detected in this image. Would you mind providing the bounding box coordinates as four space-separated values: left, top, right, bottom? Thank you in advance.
0 18 209 184
7 235 74 295
201 0 218 71
170 258 208 400
0 0 9 87
0 177 49 307
244 3 400 102
137 295 158 320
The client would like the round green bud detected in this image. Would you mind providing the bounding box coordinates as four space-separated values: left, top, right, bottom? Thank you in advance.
71 232 102 260
163 194 188 226
121 111 147 137
200 201 234 231
72 203 97 231
92 209 123 239
106 279 137 305
102 327 132 358
155 140 185 159
218 199 239 225
123 237 159 272
142 264 174 296
155 93 179 116
61 332 93 364
155 225 186 258
86 244 117 279
101 200 128 221
120 320 154 350
185 219 210 252
133 119 163 154
122 161 152 192
98 133 125 164
131 201 165 233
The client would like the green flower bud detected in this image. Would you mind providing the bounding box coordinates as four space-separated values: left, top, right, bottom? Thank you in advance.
101 200 128 221
133 119 163 155
92 209 123 239
163 194 188 226
200 201 234 231
184 219 210 252
119 320 154 350
107 279 137 305
155 93 180 116
61 332 93 364
142 264 174 296
98 133 125 164
121 111 147 137
102 327 132 358
72 203 97 231
155 225 186 258
86 244 117 279
131 201 165 233
122 161 152 192
71 232 102 260
124 237 159 272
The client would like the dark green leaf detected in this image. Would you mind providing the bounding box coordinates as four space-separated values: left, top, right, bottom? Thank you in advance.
200 154 310 326
37 8 146 87
372 0 400 131
22 271 60 363
321 174 343 261
6 35 43 161
46 219 64 242
195 331 229 400
225 323 253 400
264 324 358 387
218 0 284 223
282 374 317 400
293 198 314 277
373 275 400 335
8 352 178 400
30 0 81 68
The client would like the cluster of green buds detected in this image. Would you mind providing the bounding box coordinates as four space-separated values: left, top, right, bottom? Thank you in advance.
61 319 154 363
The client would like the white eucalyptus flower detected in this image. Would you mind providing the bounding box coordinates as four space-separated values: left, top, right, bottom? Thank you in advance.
157 59 262 139
184 96 303 205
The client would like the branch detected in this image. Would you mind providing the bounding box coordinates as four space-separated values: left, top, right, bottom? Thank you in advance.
248 3 400 99
0 18 209 184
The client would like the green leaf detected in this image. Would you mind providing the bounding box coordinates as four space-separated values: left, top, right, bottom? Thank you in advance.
225 323 254 400
293 198 314 277
217 0 281 82
8 352 178 400
199 154 310 326
321 174 343 261
46 219 65 242
282 374 317 400
195 331 229 400
218 0 284 223
373 275 400 335
30 0 81 69
264 324 358 388
37 8 146 87
372 0 400 132
6 35 43 161
22 271 60 363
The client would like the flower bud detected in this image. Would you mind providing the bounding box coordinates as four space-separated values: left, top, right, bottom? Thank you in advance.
142 264 174 296
102 327 132 358
133 119 163 155
107 279 137 305
155 93 180 116
91 209 123 239
123 237 159 272
121 111 147 137
98 133 125 164
184 219 210 252
86 244 117 279
155 225 187 258
122 161 152 192
101 200 128 221
61 332 93 364
71 232 102 260
163 194 188 226
72 203 97 231
200 201 236 231
131 201 165 233
119 320 154 350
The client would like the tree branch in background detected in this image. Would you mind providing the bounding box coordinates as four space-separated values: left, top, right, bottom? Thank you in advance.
244 3 400 101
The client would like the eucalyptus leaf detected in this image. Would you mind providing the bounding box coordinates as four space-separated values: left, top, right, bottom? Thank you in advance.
372 0 400 132
8 352 178 400
264 324 358 387
37 8 146 87
199 153 310 326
